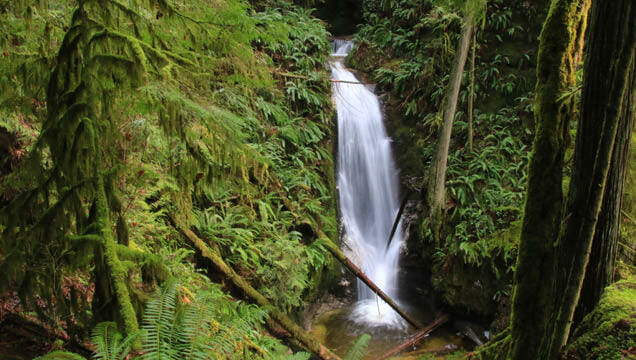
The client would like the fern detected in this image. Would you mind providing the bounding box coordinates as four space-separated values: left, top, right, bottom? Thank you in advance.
1 0 337 348
343 334 371 360
91 322 140 360
140 278 179 360
33 351 87 360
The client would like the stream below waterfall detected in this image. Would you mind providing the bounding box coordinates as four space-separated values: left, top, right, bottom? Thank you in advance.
308 40 471 358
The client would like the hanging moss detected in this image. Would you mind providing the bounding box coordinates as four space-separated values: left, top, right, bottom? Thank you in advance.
1 0 338 348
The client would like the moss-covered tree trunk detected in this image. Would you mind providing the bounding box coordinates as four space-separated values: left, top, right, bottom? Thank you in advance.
574 52 636 326
427 14 473 240
509 0 636 358
507 0 589 358
548 2 636 356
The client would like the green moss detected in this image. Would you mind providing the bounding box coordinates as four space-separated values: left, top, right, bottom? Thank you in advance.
431 255 511 319
1 0 338 347
423 220 519 322
564 276 636 359
620 130 636 264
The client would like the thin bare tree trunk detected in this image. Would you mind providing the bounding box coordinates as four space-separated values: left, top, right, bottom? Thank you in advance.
467 30 476 152
427 15 473 242
385 191 410 250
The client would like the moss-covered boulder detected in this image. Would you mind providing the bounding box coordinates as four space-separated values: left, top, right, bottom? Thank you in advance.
564 276 636 359
427 222 518 330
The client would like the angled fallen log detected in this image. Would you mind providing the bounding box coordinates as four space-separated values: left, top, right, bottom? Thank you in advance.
398 343 458 358
176 225 341 360
374 315 449 360
312 226 423 329
274 72 363 84
331 79 365 85
385 191 411 251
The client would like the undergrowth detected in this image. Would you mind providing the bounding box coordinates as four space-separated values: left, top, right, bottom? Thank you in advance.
0 0 338 354
348 0 547 317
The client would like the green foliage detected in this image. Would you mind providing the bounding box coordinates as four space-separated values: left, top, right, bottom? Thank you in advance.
352 0 540 247
343 334 371 360
137 277 310 360
34 352 87 360
619 129 636 266
0 0 336 345
444 116 529 242
350 0 547 318
92 322 140 360
47 272 311 360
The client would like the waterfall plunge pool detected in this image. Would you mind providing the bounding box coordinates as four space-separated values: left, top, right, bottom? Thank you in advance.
309 268 472 359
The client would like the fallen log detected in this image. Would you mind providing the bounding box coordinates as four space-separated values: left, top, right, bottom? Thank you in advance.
398 343 458 358
455 321 484 346
176 225 341 360
385 191 410 250
331 79 364 85
312 226 423 329
276 197 418 329
374 315 449 360
274 72 363 85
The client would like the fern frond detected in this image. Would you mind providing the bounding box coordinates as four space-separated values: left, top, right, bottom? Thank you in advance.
91 321 140 360
33 351 87 360
140 278 179 360
343 334 371 360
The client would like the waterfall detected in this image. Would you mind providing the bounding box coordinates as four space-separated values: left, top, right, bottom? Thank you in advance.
331 40 407 330
331 39 353 56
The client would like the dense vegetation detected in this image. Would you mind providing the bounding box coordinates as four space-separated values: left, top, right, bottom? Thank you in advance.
347 0 636 331
347 0 546 321
1 0 635 359
0 0 341 358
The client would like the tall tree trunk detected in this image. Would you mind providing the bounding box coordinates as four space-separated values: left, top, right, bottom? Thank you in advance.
467 30 476 152
574 52 636 326
427 14 473 240
507 0 589 359
548 2 636 357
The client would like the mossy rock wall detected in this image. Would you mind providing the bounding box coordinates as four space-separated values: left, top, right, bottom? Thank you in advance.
431 254 512 327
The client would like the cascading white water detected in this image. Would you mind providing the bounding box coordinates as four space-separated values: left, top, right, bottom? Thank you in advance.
331 40 407 330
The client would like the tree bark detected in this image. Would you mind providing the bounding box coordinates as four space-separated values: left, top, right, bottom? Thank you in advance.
507 1 589 359
467 30 476 152
574 51 636 326
547 2 636 356
176 225 341 360
427 14 473 242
